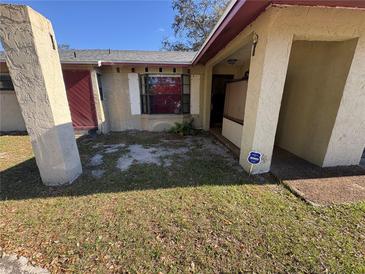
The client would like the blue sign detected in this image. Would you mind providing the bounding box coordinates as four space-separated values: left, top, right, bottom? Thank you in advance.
247 151 262 165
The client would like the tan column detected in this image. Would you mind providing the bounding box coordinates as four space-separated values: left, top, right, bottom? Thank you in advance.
90 69 109 134
0 4 82 186
202 65 212 130
323 37 365 167
239 30 293 174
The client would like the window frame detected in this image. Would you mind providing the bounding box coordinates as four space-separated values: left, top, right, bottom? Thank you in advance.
0 73 15 91
140 73 190 115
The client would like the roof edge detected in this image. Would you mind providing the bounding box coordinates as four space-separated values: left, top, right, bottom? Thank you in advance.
192 0 365 65
0 59 192 67
192 0 240 65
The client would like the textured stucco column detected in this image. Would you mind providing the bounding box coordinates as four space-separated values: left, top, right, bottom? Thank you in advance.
202 65 212 130
0 4 82 186
239 30 293 174
323 37 365 167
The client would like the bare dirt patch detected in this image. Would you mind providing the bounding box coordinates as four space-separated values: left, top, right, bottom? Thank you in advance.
91 169 105 178
116 144 189 171
89 153 103 166
87 134 240 176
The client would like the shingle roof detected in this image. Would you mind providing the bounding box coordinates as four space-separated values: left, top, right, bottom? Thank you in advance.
0 49 196 65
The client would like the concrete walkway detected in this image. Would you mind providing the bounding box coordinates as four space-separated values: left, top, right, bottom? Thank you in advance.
0 253 49 274
271 147 365 206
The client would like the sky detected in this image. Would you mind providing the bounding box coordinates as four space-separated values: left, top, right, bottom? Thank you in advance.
1 1 176 51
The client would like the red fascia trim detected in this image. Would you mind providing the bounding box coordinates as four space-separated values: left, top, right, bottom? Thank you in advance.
193 0 250 65
272 0 365 8
193 0 270 65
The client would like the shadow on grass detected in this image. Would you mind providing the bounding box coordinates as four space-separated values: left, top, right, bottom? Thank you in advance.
1 132 276 201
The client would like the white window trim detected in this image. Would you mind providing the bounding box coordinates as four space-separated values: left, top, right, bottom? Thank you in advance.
128 73 141 115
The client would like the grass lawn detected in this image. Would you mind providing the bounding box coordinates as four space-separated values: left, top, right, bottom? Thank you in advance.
0 132 364 273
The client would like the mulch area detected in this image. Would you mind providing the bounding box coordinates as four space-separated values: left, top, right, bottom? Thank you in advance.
271 147 365 206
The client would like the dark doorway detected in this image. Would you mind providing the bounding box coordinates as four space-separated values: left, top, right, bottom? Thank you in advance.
210 74 234 128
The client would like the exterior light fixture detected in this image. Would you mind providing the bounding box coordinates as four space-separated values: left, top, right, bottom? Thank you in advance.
227 58 238 65
252 32 259 56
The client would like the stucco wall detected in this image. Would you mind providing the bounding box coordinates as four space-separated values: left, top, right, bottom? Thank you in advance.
100 66 141 131
323 36 365 167
201 5 365 173
0 90 26 131
0 63 26 131
222 118 242 148
101 65 205 132
141 114 186 131
276 39 358 166
224 80 247 122
1 63 205 132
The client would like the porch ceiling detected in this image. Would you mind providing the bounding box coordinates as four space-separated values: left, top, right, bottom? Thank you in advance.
193 0 365 65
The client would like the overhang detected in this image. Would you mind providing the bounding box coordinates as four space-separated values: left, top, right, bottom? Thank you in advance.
192 0 365 65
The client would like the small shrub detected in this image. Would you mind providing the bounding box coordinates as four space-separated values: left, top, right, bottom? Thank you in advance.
168 119 197 136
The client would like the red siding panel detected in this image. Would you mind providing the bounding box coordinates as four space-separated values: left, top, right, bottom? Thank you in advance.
63 70 98 130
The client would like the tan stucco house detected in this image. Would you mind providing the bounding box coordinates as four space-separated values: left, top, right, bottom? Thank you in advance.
1 0 365 175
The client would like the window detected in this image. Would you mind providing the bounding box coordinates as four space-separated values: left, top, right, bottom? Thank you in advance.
96 73 104 100
140 74 190 114
0 74 14 90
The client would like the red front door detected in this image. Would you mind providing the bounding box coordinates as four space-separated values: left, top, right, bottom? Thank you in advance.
63 70 98 130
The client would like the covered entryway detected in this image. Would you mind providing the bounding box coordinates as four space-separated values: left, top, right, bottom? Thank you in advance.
274 39 358 167
210 74 234 128
209 42 252 152
199 4 365 175
268 38 365 205
63 69 98 130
